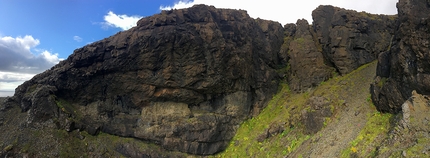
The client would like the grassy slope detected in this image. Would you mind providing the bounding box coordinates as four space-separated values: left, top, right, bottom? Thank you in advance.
215 61 394 157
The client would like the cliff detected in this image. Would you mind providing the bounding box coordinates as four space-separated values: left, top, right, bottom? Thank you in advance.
371 0 430 113
5 5 285 155
0 3 402 157
283 5 395 92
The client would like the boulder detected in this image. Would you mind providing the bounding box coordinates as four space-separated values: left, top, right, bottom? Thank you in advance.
301 96 332 134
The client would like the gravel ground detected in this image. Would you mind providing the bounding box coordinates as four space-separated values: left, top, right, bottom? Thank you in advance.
291 61 378 157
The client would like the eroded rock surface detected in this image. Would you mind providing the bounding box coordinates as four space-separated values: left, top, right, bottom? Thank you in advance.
377 91 430 157
0 3 402 157
371 0 430 113
301 96 332 134
286 19 335 92
313 5 396 75
282 5 395 92
5 5 284 155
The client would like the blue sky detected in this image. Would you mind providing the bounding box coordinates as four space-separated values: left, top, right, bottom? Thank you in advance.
0 0 398 96
0 0 176 60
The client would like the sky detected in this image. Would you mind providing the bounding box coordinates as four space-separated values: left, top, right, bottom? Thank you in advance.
0 0 398 97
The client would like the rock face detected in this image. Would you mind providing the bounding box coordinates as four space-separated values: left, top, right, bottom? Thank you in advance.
371 0 430 113
376 91 430 156
6 5 284 155
282 5 395 92
1 4 400 157
285 19 335 92
301 96 332 134
312 5 396 75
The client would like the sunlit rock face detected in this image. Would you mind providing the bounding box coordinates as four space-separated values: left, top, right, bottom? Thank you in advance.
7 5 284 155
2 3 403 156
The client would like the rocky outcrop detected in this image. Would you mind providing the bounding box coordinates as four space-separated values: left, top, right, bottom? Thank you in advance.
1 3 402 157
301 96 332 134
5 5 284 155
376 91 430 156
371 0 430 113
312 5 396 75
285 19 335 92
282 5 395 92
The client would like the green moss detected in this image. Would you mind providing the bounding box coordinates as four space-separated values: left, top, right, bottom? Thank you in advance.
3 144 13 152
55 97 83 121
214 83 312 157
276 64 291 80
387 35 394 51
378 77 387 88
340 110 392 158
404 137 430 157
281 36 295 57
388 15 397 21
359 11 379 20
295 37 305 45
26 84 38 94
215 61 379 157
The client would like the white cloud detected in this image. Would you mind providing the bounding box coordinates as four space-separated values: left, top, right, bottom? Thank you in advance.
73 35 83 42
160 0 194 10
159 0 398 25
0 72 34 95
40 50 61 64
103 11 143 30
0 35 62 95
0 71 35 82
0 35 40 58
0 91 14 97
0 80 24 96
0 81 26 91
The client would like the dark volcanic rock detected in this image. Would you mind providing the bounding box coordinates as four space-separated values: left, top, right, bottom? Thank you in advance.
282 5 396 92
312 5 396 75
371 0 430 113
301 96 332 134
5 5 284 155
2 3 403 157
286 19 335 92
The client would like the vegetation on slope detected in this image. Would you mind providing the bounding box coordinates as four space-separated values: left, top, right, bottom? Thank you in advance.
215 61 395 157
2 61 407 157
340 108 392 157
215 83 311 157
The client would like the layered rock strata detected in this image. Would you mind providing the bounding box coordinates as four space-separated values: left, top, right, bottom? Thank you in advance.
1 4 400 156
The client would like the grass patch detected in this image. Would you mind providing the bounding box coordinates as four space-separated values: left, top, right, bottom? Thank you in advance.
340 110 393 157
214 83 312 157
26 84 38 94
281 36 292 51
54 97 83 121
378 77 387 88
405 137 430 157
215 61 379 157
